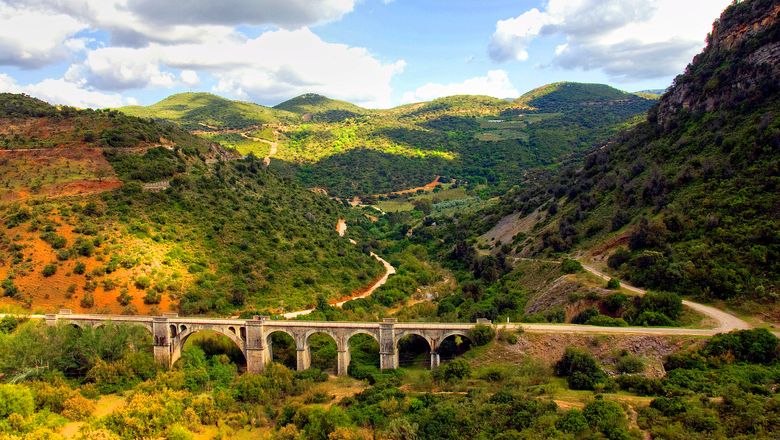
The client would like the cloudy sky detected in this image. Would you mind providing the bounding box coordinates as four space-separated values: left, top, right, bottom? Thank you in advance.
0 0 732 109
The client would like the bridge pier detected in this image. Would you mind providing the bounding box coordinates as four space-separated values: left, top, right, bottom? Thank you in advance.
152 317 171 368
337 348 350 376
245 318 269 374
296 347 311 371
379 318 398 369
430 351 440 369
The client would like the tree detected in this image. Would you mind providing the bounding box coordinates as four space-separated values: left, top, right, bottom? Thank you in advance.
468 324 495 346
0 384 34 418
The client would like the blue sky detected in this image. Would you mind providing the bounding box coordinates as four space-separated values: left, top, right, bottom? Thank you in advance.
0 0 732 108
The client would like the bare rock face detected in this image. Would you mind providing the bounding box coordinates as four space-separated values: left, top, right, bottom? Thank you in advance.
653 0 780 129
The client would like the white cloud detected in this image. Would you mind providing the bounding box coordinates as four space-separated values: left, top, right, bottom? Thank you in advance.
65 28 405 108
72 46 176 90
0 77 127 108
0 73 19 92
0 2 87 68
126 0 356 29
180 70 200 87
489 0 732 81
400 70 518 104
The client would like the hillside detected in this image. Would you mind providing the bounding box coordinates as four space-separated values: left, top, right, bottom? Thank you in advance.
119 92 296 131
459 0 780 318
0 94 383 315
271 85 653 197
274 93 370 122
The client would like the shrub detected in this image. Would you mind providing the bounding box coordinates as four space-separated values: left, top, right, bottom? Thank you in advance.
650 396 687 416
616 354 645 374
556 409 588 435
607 248 631 269
702 328 779 364
606 278 621 289
583 398 629 439
469 324 495 346
432 359 471 382
144 290 162 305
572 308 600 324
117 289 132 306
80 291 95 308
73 261 86 275
585 315 628 327
603 293 629 314
2 278 19 298
62 394 95 420
0 384 34 418
135 276 151 290
561 259 583 274
638 291 682 320
42 263 57 277
555 347 607 390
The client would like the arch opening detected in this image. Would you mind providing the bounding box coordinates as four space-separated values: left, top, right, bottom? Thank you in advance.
306 332 338 373
266 330 296 370
438 333 473 363
397 334 431 369
347 333 379 378
175 329 247 372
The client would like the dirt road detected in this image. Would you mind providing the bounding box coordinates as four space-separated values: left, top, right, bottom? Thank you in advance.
579 262 751 331
281 252 396 318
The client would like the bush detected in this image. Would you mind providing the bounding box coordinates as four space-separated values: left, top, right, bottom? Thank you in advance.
42 263 57 277
603 293 629 314
561 259 583 274
583 398 629 439
638 291 683 320
606 278 621 289
585 315 628 327
556 409 588 435
432 359 471 382
80 291 95 308
469 324 495 346
702 328 779 364
616 354 645 374
74 261 86 275
144 290 162 305
607 248 631 269
555 347 607 390
650 396 687 416
0 384 34 418
572 308 600 324
62 394 95 420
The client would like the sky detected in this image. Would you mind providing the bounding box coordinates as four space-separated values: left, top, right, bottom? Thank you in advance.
0 0 733 109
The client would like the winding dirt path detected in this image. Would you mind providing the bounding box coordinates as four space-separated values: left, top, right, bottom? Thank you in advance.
281 219 396 318
578 262 751 331
239 131 277 166
282 252 396 319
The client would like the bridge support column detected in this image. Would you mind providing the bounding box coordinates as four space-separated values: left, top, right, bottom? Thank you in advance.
296 347 310 371
245 317 270 374
337 348 350 376
379 318 398 370
152 317 171 369
430 351 440 369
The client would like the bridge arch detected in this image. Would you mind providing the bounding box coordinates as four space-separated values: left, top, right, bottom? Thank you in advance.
170 326 247 367
265 329 298 369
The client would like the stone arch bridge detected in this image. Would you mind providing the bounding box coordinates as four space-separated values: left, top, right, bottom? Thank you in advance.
45 312 491 375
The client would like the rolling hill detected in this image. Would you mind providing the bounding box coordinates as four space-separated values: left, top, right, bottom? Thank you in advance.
120 92 296 131
0 94 383 316
273 93 371 122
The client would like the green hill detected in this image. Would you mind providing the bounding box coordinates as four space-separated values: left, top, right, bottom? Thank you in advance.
515 82 651 112
273 93 370 122
119 92 295 130
0 93 382 315
455 0 780 314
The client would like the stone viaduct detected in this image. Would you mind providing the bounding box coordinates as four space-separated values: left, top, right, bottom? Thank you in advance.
44 311 491 375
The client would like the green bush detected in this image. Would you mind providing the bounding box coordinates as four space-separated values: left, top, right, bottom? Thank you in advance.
42 263 57 277
80 291 95 308
432 359 471 383
583 398 630 439
606 278 621 289
585 315 628 327
0 384 34 418
469 324 496 346
555 347 607 390
73 261 86 275
561 259 583 274
616 354 645 374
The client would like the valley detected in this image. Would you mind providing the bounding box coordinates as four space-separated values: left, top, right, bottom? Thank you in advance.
0 0 778 439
